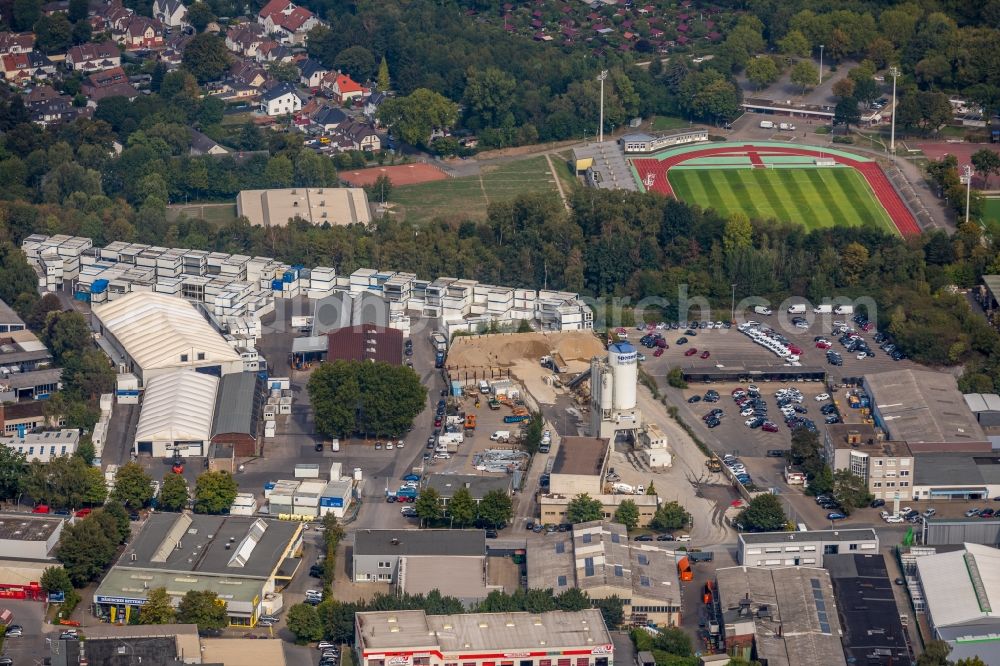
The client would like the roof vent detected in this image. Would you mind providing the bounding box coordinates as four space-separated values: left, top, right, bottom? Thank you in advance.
391 538 399 546
443 623 452 630
478 622 488 628
505 621 515 627
533 618 542 626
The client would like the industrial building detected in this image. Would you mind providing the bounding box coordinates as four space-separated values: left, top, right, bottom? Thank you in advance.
327 324 403 365
0 401 60 436
355 609 613 666
133 370 220 457
863 370 987 450
424 474 512 506
715 566 846 666
0 513 65 600
264 464 356 519
0 299 25 333
923 516 1000 546
23 234 593 339
352 529 488 601
0 428 80 462
911 452 1000 500
50 624 203 666
737 529 879 568
236 187 372 227
915 543 1000 663
589 342 642 439
963 393 1000 428
636 424 671 467
94 513 303 626
211 371 265 457
0 327 58 402
92 293 244 385
822 424 914 502
527 521 681 627
825 554 911 665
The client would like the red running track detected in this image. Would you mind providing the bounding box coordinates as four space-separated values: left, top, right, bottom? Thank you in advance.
632 144 920 236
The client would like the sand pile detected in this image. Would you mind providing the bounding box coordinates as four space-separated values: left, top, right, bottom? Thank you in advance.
447 331 605 370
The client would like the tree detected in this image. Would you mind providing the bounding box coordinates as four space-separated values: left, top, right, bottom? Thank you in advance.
790 60 819 92
159 472 189 512
68 0 87 22
447 487 476 527
653 627 692 656
832 469 873 514
13 0 41 32
377 56 390 91
613 499 640 530
366 173 393 203
177 590 228 634
182 33 231 84
778 30 810 58
477 489 513 527
74 439 96 466
463 67 517 128
34 13 73 53
521 415 543 455
0 446 26 502
377 89 459 148
679 69 741 123
100 501 131 543
595 596 624 629
566 493 603 524
666 367 687 389
834 98 861 129
186 1 216 32
737 494 787 532
972 149 1000 188
193 470 238 514
287 603 324 642
953 658 988 666
415 487 443 523
41 309 91 362
554 587 590 611
916 639 951 666
650 501 691 531
832 78 856 99
723 211 752 257
40 566 73 597
56 517 116 585
334 46 376 83
111 463 153 508
745 57 780 91
139 587 177 625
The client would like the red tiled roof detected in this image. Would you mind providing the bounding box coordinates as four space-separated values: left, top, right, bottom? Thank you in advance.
258 0 286 19
334 73 362 93
326 325 403 365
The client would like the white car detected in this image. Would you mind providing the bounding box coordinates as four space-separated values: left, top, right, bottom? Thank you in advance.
741 408 755 417
786 354 800 362
857 353 868 360
745 418 759 426
433 453 451 459
542 430 552 444
815 393 830 401
675 534 691 542
386 442 394 450
397 440 405 448
885 515 905 524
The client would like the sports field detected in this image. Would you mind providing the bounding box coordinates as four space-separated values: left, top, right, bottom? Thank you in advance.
668 167 896 232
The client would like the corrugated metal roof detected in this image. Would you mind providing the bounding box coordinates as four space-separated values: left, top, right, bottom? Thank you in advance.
212 372 261 437
965 393 989 412
135 370 218 443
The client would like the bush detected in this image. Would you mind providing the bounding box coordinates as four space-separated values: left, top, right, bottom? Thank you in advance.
832 136 854 144
666 367 687 389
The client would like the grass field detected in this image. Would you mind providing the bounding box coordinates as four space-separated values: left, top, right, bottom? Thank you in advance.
165 203 238 226
389 155 561 222
982 198 1000 224
668 167 896 232
652 116 689 131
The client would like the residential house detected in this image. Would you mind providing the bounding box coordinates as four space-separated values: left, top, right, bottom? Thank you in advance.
25 84 61 105
337 119 381 151
1 52 53 85
324 71 363 104
29 96 85 126
256 40 293 63
257 0 320 44
159 32 191 69
40 0 69 15
260 82 301 116
310 105 346 131
105 4 135 35
299 58 327 88
81 66 137 102
363 90 385 121
0 32 35 56
119 16 165 50
189 128 229 156
152 0 187 28
65 41 121 72
230 60 266 89
225 23 265 58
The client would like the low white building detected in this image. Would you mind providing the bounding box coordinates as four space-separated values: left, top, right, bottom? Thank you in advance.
133 370 219 457
637 423 671 467
260 83 301 116
0 429 79 463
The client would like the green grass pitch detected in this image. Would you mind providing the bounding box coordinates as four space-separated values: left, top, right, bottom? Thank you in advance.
667 168 896 232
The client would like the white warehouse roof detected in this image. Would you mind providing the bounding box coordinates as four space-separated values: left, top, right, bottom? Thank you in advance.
135 371 220 444
94 293 241 372
916 543 1000 629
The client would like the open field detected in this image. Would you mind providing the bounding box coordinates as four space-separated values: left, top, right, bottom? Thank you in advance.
652 116 689 131
983 198 1000 224
165 203 238 226
668 168 897 232
388 155 561 223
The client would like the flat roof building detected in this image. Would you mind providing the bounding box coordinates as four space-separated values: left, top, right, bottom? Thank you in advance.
912 452 1000 501
715 566 846 666
863 370 987 450
822 424 914 501
738 529 879 568
527 521 681 627
134 370 219 458
0 513 65 600
92 292 243 385
0 428 80 463
964 392 1000 428
0 329 52 373
0 299 25 333
326 324 403 365
916 543 1000 664
356 609 613 666
236 187 371 227
825 553 910 665
50 624 203 666
424 474 512 505
211 371 265 457
539 493 659 528
94 513 302 626
352 529 487 602
550 436 611 496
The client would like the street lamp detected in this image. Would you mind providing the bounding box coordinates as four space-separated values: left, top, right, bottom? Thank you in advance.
888 65 900 154
597 70 608 143
818 45 824 85
962 165 973 224
730 283 736 323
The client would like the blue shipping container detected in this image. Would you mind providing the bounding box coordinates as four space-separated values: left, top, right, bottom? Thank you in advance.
74 291 91 302
271 279 284 291
264 482 276 491
320 496 343 508
282 270 296 283
92 279 109 294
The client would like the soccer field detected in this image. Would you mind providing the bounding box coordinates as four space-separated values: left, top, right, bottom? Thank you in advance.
667 167 896 232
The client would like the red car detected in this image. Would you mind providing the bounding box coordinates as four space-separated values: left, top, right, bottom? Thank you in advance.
74 508 92 518
700 350 711 359
787 345 802 355
762 422 779 432
172 463 184 474
684 348 698 357
816 341 832 349
653 348 664 357
434 417 442 427
32 505 49 514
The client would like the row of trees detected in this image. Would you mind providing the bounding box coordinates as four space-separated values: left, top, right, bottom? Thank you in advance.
413 488 513 529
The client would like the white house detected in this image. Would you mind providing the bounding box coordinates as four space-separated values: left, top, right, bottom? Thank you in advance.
260 82 301 116
152 0 188 28
0 429 80 463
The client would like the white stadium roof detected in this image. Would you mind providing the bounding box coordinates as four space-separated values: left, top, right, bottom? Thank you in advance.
135 370 219 444
93 293 240 372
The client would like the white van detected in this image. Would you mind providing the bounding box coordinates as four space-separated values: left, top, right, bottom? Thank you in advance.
779 122 796 131
787 304 806 314
834 305 854 315
759 120 775 129
478 380 490 394
813 304 832 314
490 430 511 442
330 439 340 452
753 305 773 315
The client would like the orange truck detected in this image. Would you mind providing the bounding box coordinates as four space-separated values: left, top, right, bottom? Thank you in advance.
703 581 715 604
465 414 477 430
677 556 693 582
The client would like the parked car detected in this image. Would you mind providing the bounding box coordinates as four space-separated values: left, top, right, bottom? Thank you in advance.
827 512 847 520
684 348 698 356
634 534 653 541
870 499 886 508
